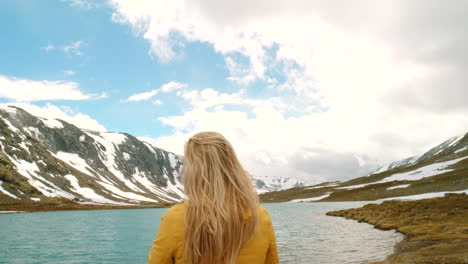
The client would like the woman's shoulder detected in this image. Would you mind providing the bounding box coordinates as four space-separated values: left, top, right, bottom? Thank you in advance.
257 204 270 216
256 205 275 239
162 201 187 219
255 204 273 225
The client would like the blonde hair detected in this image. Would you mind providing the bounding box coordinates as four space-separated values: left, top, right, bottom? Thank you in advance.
182 131 259 264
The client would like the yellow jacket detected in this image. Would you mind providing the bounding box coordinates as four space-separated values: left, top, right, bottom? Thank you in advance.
148 201 279 264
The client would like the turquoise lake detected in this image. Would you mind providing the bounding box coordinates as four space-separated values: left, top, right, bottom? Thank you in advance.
0 202 403 264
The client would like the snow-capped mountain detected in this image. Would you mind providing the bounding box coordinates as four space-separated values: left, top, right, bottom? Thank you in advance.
0 105 184 204
261 132 468 202
0 105 302 205
372 135 465 174
3 103 465 205
254 175 313 193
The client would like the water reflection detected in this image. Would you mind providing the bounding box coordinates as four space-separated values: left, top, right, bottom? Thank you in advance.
264 202 403 264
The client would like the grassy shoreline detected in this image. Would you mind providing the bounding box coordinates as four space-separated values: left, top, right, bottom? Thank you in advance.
0 198 173 213
327 193 468 264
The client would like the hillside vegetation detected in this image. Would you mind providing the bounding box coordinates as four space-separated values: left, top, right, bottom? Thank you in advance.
261 133 467 202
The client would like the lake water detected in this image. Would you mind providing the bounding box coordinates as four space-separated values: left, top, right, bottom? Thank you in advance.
0 202 403 264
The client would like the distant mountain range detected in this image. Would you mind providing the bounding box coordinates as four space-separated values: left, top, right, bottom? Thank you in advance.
254 175 312 193
1 104 465 205
0 105 308 204
261 132 468 202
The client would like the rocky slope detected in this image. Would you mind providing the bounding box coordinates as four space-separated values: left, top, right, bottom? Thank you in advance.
261 132 468 202
0 104 304 205
0 105 184 204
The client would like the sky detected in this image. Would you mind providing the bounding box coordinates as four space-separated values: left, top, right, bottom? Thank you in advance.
1 0 467 184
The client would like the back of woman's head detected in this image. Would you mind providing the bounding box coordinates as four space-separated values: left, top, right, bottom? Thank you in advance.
182 131 259 264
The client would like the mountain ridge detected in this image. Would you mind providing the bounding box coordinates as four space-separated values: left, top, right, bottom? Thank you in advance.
0 104 306 204
1 104 466 205
0 105 184 204
260 131 468 202
371 135 464 174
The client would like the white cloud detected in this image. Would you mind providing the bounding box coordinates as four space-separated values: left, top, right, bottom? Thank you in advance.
63 70 76 76
41 44 55 52
41 41 86 57
94 92 108 99
1 102 107 132
151 87 468 182
225 56 257 84
111 1 468 182
63 41 84 56
124 89 159 102
153 99 162 105
61 0 100 9
123 81 187 102
0 75 101 102
176 88 250 110
109 0 467 110
160 81 187 92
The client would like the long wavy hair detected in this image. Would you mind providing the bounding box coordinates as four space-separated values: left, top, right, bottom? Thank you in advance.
182 131 259 264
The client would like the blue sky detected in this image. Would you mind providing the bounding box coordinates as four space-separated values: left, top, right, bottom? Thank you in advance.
1 0 466 182
0 0 314 137
1 0 238 136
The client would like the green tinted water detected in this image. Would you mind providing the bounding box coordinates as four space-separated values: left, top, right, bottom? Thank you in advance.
0 202 402 264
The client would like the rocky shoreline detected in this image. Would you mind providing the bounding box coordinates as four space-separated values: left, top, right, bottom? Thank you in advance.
327 193 468 264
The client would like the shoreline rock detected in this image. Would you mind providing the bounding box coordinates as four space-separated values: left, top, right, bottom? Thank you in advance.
327 193 468 264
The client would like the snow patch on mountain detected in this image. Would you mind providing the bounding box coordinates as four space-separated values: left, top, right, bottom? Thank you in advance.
335 183 372 190
64 174 116 204
168 153 178 168
84 131 142 192
289 192 332 202
2 118 19 133
447 136 463 148
377 189 468 202
0 180 18 199
122 152 131 160
455 146 467 154
23 126 42 139
18 141 30 153
40 118 63 129
97 180 158 203
100 132 127 145
11 155 75 199
53 151 95 176
387 184 411 190
375 157 466 184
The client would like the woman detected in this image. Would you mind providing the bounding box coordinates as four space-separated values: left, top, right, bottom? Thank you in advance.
148 132 279 264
